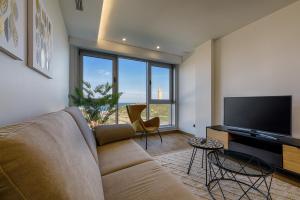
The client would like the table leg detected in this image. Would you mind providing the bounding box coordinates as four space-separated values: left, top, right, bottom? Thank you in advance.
187 147 197 174
202 149 204 168
205 149 208 186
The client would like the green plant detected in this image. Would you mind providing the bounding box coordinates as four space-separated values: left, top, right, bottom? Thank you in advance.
69 81 122 127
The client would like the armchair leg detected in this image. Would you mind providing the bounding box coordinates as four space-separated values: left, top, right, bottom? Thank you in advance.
157 130 162 143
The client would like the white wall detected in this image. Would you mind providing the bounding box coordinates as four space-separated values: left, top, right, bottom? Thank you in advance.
0 0 69 126
214 1 300 138
179 40 213 137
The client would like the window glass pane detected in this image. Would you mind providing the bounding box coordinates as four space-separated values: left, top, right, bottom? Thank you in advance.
83 56 113 93
118 58 147 124
149 104 172 126
118 104 146 124
104 115 116 125
82 55 116 124
151 66 170 100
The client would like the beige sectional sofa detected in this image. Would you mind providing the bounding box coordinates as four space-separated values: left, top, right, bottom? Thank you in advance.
0 107 197 200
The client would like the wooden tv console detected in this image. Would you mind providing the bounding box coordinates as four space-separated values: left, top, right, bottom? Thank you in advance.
207 126 300 175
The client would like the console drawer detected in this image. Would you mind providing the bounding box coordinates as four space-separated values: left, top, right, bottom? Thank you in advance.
207 128 230 149
283 145 300 173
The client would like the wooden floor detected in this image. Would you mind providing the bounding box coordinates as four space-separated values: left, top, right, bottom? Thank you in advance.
274 172 300 188
134 131 192 156
135 131 300 187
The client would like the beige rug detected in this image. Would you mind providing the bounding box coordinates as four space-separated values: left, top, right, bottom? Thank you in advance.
154 148 300 200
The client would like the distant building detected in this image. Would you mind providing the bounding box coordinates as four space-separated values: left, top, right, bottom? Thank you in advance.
157 87 163 99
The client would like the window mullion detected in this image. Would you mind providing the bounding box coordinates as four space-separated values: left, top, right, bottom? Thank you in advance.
146 62 151 120
114 56 119 124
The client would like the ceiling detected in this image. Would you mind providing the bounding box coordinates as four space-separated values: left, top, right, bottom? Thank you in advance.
60 0 297 57
59 0 102 40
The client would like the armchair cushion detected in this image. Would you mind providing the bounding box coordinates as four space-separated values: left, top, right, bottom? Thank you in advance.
95 124 135 145
144 117 160 128
144 126 159 133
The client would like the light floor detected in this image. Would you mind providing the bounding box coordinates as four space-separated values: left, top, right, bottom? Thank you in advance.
134 131 300 188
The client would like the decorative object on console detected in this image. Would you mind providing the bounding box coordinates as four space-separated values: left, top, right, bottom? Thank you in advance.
28 0 53 78
0 0 25 60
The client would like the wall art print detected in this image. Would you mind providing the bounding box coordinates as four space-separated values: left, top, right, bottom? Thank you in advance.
28 0 53 78
0 0 25 60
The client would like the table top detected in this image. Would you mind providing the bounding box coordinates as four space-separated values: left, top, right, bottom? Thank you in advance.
207 150 274 177
188 137 224 150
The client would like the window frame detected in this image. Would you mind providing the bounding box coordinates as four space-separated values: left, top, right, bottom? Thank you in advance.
80 50 118 123
148 62 174 104
79 50 118 91
117 56 148 123
79 50 176 128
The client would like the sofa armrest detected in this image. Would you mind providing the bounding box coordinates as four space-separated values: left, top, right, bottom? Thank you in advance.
95 124 135 145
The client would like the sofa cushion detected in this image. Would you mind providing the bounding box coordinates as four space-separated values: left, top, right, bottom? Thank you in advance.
97 139 152 175
102 161 197 200
95 124 135 145
64 107 98 163
0 111 105 200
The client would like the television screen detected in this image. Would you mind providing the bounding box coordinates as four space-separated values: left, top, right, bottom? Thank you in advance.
224 96 291 135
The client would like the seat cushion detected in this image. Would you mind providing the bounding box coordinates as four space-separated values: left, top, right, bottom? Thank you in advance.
102 161 197 200
0 111 105 200
144 126 158 132
97 139 152 175
64 107 98 163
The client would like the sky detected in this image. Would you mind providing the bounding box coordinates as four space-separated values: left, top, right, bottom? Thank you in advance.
83 56 170 103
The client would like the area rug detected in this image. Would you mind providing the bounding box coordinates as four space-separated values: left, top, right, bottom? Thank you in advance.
154 148 300 200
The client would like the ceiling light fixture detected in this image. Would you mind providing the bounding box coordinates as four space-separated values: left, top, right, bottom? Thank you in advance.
156 46 160 50
122 38 126 42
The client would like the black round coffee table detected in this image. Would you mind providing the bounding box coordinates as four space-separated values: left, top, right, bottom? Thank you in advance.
187 137 224 185
207 150 274 200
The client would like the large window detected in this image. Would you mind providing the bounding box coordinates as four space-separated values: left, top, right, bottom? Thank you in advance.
81 51 176 128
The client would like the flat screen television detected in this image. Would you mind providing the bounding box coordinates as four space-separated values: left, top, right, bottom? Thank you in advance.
224 96 292 136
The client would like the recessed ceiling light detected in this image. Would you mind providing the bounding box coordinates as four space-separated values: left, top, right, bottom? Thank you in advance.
122 38 126 42
156 46 160 49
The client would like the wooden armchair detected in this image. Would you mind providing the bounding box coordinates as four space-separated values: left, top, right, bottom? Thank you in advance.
126 104 162 149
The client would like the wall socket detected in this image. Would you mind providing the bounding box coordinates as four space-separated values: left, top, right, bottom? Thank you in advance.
193 124 196 127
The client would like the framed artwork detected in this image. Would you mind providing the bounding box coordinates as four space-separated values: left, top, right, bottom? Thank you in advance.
0 0 25 60
28 0 53 78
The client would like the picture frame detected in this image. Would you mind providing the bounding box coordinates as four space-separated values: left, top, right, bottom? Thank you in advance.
0 0 25 60
28 0 53 78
